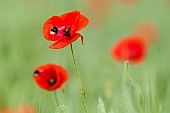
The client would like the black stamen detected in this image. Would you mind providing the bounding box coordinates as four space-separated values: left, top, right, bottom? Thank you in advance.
48 78 57 86
50 26 58 34
64 28 71 37
33 70 39 76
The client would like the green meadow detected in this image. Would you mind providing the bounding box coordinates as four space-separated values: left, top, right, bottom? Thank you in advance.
0 0 170 113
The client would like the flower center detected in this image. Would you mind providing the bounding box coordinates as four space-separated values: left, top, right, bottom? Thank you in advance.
48 78 57 86
64 27 71 37
50 26 58 35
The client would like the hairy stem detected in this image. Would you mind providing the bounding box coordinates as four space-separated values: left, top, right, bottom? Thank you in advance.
120 61 129 113
70 43 88 113
53 91 59 107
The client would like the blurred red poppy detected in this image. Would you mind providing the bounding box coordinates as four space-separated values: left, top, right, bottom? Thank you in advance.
15 105 36 113
0 109 12 113
134 22 157 44
111 36 147 63
0 97 2 105
43 10 89 49
33 64 69 91
121 0 138 5
0 105 36 113
87 0 113 27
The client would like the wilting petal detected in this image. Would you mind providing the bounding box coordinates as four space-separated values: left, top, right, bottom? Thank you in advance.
49 33 83 49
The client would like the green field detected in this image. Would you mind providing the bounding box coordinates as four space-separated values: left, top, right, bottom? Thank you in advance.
0 0 170 113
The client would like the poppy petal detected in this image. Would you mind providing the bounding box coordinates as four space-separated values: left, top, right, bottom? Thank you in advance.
43 16 63 41
60 10 80 27
74 14 89 31
56 66 69 87
49 33 83 49
70 14 89 36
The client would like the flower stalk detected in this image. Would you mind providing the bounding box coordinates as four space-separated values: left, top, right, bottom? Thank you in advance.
70 43 88 113
53 91 59 107
120 61 129 113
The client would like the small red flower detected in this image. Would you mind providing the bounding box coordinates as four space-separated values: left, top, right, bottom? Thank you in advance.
0 105 36 113
87 0 113 27
0 109 12 113
33 64 69 91
121 0 138 5
111 36 147 63
15 105 36 113
43 10 89 49
134 22 157 44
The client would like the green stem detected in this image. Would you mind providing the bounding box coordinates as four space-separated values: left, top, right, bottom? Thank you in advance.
70 43 88 113
120 61 129 113
53 91 69 113
123 61 129 87
53 91 59 107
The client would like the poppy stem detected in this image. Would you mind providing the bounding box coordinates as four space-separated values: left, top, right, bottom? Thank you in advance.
70 43 88 113
53 91 59 107
120 61 129 113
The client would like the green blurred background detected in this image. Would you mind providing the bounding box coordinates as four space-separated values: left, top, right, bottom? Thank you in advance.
0 0 170 112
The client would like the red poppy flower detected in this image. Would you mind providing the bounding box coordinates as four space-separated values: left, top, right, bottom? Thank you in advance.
87 0 113 27
15 105 36 113
33 64 69 91
134 22 157 44
111 36 147 63
43 10 89 49
0 109 12 113
121 0 138 5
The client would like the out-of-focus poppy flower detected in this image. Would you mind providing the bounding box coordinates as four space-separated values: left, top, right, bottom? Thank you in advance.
0 109 12 113
15 105 36 113
121 0 138 5
166 0 170 5
43 10 89 49
33 64 69 91
0 105 36 113
111 36 147 63
134 22 158 44
87 0 113 27
0 97 2 105
27 0 40 4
